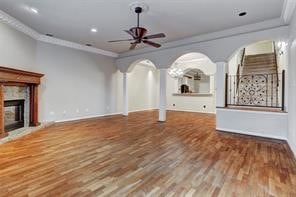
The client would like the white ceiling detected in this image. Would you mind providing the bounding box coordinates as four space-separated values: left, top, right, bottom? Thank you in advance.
0 0 285 53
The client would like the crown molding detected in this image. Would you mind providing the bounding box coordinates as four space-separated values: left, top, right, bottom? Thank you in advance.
0 10 119 58
281 0 296 24
0 10 40 39
38 35 118 57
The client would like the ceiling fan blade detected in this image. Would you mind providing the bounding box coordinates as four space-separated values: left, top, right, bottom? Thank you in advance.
108 39 135 43
143 40 161 48
124 30 137 38
130 43 138 50
143 33 166 40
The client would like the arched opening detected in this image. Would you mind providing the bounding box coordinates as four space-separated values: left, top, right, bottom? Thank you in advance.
227 40 288 110
167 52 217 113
127 59 159 113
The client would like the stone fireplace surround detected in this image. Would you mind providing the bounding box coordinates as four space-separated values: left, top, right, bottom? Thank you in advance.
4 86 29 131
0 66 44 139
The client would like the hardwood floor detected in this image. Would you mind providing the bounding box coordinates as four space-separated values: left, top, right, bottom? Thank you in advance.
0 111 295 196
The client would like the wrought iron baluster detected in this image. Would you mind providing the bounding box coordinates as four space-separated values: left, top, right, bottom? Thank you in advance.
271 74 274 107
233 76 236 103
266 74 268 107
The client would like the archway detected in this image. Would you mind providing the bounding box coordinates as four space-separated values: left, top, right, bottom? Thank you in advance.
227 40 287 109
166 52 217 114
126 59 159 114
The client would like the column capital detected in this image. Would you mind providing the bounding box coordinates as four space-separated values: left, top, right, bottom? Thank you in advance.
214 61 227 65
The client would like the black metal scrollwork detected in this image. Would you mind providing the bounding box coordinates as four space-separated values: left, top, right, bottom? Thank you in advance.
237 74 267 106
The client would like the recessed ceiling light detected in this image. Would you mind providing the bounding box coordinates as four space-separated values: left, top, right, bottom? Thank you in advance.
91 28 97 33
239 12 247 17
29 7 38 14
45 34 54 37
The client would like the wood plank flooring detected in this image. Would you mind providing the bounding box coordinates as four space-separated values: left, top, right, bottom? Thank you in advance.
0 110 295 196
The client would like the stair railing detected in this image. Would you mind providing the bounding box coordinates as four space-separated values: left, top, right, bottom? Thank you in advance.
273 41 279 87
236 48 245 86
235 48 245 105
226 72 285 110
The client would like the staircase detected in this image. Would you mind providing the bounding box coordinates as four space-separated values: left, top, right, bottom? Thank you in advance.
236 52 280 107
242 53 277 75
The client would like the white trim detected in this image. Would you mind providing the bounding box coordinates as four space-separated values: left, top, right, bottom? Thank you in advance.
38 35 118 57
119 18 285 58
287 139 296 158
55 112 122 123
0 10 119 58
217 127 287 141
281 0 296 24
128 108 157 113
0 10 40 39
167 108 216 114
216 107 288 116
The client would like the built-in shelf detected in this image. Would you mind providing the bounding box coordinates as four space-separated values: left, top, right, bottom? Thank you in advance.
172 93 213 97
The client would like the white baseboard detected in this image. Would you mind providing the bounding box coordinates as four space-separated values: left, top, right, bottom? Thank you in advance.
167 108 216 114
287 139 296 159
216 107 287 115
217 127 287 140
128 108 158 113
55 112 122 123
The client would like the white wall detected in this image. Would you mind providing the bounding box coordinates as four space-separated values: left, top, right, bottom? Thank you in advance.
0 22 37 70
217 108 288 140
35 42 121 122
167 73 216 113
128 64 159 112
245 40 274 55
0 21 122 123
288 11 296 157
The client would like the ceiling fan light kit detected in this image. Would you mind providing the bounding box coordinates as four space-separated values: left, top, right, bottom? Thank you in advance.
108 2 166 50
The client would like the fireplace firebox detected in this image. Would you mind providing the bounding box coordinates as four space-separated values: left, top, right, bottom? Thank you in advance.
4 100 25 132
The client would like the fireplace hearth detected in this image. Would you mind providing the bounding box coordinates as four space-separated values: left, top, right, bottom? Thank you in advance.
4 100 25 132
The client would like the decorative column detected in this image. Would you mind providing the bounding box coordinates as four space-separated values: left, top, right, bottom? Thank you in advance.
159 69 167 122
215 62 228 108
29 85 40 126
123 72 129 116
0 84 7 138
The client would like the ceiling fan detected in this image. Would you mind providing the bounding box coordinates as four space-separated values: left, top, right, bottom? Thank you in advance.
108 6 166 50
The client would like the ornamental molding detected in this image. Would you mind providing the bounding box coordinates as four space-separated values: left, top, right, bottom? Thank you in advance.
0 10 119 58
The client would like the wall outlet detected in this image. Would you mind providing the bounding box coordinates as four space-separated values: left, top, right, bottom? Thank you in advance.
85 108 89 112
50 111 55 115
76 109 80 113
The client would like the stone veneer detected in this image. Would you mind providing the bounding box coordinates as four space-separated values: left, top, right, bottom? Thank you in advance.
4 86 30 128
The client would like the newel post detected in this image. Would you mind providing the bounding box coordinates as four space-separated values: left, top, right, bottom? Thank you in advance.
215 62 228 108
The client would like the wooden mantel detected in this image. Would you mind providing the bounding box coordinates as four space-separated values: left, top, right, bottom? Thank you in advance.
0 66 44 138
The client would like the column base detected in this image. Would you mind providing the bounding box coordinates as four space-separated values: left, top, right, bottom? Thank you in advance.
30 122 41 127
